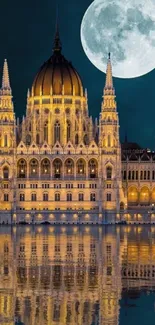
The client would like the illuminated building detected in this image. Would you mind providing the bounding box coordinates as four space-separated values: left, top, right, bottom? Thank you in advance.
0 27 154 222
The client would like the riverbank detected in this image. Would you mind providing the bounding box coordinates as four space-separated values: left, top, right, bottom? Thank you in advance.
0 209 155 225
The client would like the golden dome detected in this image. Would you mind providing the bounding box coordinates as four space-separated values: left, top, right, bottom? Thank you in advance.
32 29 83 97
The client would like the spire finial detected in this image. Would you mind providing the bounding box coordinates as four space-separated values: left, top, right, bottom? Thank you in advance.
2 59 11 90
104 53 115 95
53 6 62 53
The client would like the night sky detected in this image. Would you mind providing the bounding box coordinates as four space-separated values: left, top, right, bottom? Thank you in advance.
1 0 155 149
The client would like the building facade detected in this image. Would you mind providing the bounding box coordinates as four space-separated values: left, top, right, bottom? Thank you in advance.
0 29 154 220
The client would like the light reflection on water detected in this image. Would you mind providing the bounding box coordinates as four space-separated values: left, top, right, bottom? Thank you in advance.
0 226 155 324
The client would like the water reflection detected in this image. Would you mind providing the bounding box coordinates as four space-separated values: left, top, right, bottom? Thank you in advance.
0 226 155 324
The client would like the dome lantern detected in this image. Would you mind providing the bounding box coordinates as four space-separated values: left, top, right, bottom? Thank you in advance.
31 29 84 97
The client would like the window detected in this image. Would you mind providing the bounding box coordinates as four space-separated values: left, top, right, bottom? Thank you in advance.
20 194 25 202
140 171 143 180
79 193 84 201
3 167 9 179
136 171 138 180
89 183 97 189
89 159 98 178
67 193 72 201
44 121 48 142
30 159 39 177
144 171 147 180
148 171 150 180
4 194 9 202
17 159 27 178
54 121 60 143
77 160 85 175
78 184 85 189
128 171 131 180
41 159 50 176
107 184 111 189
43 193 48 201
3 183 9 189
4 134 8 147
67 121 71 142
132 171 135 180
153 171 155 180
106 166 112 180
75 134 79 145
30 184 38 189
53 159 62 178
123 170 127 180
55 193 60 201
108 134 111 147
42 183 50 189
107 193 112 202
31 193 37 201
90 193 96 201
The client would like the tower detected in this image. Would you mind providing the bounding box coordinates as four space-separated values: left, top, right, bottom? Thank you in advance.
99 54 127 212
0 60 16 212
0 59 15 150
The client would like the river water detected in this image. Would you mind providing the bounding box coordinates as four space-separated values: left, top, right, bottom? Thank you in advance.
0 225 155 325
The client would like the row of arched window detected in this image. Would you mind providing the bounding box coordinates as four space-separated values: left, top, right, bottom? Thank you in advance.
123 170 155 181
2 162 113 180
19 192 96 202
16 158 98 179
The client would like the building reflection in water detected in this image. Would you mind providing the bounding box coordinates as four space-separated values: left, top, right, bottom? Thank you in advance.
0 226 155 324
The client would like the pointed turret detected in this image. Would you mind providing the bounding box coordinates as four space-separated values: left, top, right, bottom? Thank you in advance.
104 53 115 96
1 59 12 95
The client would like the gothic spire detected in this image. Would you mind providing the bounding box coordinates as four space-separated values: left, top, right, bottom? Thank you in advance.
1 59 12 95
104 53 115 96
53 8 62 53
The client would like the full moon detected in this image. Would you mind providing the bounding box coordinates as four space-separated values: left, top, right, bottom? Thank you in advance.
81 0 155 78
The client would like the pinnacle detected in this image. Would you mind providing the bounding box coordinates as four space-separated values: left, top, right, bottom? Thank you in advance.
2 59 11 91
104 53 115 96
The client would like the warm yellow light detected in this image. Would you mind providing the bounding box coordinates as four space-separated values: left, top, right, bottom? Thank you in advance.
33 169 36 173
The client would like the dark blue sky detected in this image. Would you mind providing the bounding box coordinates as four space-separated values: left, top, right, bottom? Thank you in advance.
1 0 155 148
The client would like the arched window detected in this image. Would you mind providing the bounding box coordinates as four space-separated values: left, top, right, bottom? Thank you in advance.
4 194 9 201
41 159 50 177
43 193 48 201
3 166 9 179
65 159 74 176
75 134 79 145
67 121 71 142
107 193 112 201
20 193 25 202
26 135 31 146
17 159 27 178
88 159 98 178
31 193 37 201
77 159 86 176
53 159 62 179
90 193 96 201
106 166 112 180
79 193 84 201
29 159 39 177
44 121 48 142
55 192 60 201
54 121 60 143
67 193 72 201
